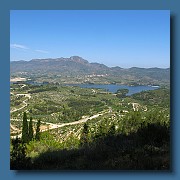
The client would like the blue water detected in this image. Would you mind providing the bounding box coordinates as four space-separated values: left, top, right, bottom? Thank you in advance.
10 81 159 96
67 84 159 96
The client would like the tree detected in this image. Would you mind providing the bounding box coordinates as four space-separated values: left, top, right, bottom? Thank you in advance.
10 137 31 170
116 88 129 98
22 112 29 143
80 123 89 146
108 124 116 136
28 117 34 141
95 124 105 139
35 119 41 141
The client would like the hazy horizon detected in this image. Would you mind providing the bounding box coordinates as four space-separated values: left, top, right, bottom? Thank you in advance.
10 55 170 69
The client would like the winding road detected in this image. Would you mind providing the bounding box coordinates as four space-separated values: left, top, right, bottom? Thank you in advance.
11 84 106 139
10 112 104 139
10 85 31 136
10 93 31 113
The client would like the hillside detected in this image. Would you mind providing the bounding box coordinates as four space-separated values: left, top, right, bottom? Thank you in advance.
10 56 170 87
10 84 170 170
10 56 109 76
10 57 170 170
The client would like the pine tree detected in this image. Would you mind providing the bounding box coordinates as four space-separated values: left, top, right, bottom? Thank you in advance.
28 117 34 141
35 119 41 141
22 112 29 143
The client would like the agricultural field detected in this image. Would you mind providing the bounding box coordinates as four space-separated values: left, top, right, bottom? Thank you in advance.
10 83 170 170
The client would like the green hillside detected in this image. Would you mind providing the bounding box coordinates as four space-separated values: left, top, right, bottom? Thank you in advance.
10 84 170 170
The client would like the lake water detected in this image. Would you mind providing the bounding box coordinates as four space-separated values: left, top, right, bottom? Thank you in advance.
67 84 159 96
11 81 159 96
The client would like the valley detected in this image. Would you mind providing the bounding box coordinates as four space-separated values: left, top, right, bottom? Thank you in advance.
10 56 170 170
10 81 170 170
9 9 171 171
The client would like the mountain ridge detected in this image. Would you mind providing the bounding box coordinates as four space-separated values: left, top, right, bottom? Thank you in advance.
10 56 170 87
11 56 169 69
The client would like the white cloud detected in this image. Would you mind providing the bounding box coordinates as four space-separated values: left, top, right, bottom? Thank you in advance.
35 49 49 54
10 44 29 50
10 44 49 54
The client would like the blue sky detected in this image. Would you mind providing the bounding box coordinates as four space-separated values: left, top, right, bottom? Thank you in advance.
10 10 170 68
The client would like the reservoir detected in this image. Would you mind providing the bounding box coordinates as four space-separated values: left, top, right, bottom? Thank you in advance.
11 81 159 96
67 84 159 96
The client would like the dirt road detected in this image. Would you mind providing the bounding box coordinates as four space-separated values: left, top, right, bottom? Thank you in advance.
10 93 31 113
10 112 104 139
10 90 31 135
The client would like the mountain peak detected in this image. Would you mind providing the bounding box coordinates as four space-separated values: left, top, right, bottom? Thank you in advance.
69 56 88 64
30 56 89 64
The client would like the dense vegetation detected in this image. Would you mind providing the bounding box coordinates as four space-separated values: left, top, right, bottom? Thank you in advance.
10 83 170 170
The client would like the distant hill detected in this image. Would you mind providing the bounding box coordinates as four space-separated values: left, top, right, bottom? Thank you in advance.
10 56 170 87
10 56 110 75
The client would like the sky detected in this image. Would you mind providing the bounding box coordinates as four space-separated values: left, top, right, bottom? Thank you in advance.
10 10 170 68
